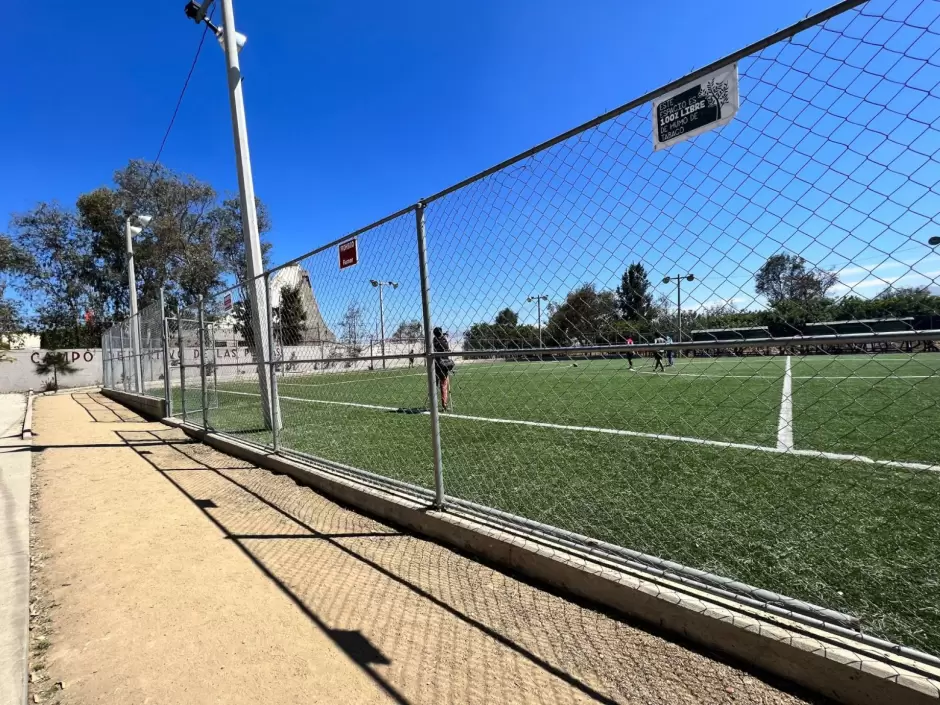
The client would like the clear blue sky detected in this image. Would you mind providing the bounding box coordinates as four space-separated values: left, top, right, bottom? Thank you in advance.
3 0 938 335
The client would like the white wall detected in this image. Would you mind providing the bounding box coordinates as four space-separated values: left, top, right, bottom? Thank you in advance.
0 349 103 393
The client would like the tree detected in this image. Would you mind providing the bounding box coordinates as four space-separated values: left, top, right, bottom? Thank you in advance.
232 300 255 349
339 303 364 347
0 234 33 337
755 254 837 308
494 308 519 327
74 160 273 314
276 284 306 346
6 202 97 347
876 285 930 300
34 351 79 391
544 284 618 345
616 262 653 321
392 320 422 340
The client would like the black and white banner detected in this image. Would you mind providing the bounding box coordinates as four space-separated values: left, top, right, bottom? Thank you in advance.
652 64 739 151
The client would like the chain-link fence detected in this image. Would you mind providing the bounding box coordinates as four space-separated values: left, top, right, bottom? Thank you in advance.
101 0 940 662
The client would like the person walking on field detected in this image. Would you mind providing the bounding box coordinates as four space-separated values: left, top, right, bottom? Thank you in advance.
626 336 635 369
409 349 415 368
665 334 675 366
432 327 454 411
653 333 666 372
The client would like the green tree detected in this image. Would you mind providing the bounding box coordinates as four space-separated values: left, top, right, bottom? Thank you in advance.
6 202 98 347
232 300 255 349
755 253 837 308
276 284 307 346
0 234 34 336
544 284 618 345
616 262 653 321
34 351 79 391
494 308 519 327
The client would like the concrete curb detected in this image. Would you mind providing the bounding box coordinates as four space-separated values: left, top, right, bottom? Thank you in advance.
0 393 31 705
98 388 166 419
160 418 938 705
21 391 33 440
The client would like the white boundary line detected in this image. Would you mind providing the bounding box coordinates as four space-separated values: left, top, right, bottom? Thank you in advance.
777 356 794 451
631 370 934 381
214 388 940 473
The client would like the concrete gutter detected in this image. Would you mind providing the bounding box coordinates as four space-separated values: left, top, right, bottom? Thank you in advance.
165 417 939 705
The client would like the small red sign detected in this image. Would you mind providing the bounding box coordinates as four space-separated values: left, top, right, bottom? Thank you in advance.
223 293 233 311
339 238 358 270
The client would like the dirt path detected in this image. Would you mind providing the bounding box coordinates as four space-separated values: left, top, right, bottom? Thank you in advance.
30 392 822 704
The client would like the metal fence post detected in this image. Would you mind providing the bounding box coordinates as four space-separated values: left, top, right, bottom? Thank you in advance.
177 307 187 423
265 273 281 450
119 324 128 392
416 202 445 508
198 295 209 429
160 290 172 416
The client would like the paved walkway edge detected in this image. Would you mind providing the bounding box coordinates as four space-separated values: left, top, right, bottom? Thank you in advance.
1 393 30 705
160 414 940 705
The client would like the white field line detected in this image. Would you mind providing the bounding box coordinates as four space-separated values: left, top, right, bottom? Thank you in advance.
634 370 936 381
277 372 424 389
214 388 940 473
777 356 794 451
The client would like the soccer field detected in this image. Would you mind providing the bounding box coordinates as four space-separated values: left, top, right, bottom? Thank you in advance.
176 353 940 655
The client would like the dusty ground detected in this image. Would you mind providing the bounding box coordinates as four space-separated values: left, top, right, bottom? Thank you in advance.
28 391 825 704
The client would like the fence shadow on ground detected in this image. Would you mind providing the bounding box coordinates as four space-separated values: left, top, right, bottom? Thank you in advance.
113 424 826 705
72 392 145 423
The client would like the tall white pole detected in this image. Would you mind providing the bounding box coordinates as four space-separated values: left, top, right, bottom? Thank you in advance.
378 283 386 370
125 218 143 393
537 297 543 349
220 0 279 429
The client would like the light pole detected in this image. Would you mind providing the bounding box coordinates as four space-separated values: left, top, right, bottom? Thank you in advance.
371 280 398 369
125 213 152 393
185 0 278 430
526 294 548 348
662 273 695 343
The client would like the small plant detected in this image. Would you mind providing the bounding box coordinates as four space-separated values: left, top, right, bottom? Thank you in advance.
34 351 79 392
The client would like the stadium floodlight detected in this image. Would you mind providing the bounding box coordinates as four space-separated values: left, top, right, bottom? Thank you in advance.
124 213 152 393
185 1 246 53
526 294 549 349
370 280 399 368
662 273 696 343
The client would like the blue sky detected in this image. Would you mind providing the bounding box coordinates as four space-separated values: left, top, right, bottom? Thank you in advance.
3 1 939 336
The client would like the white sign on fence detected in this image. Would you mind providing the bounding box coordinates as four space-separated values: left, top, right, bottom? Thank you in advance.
652 64 739 151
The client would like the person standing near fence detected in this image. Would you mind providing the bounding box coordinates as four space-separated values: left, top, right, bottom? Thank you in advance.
433 328 454 411
665 334 674 367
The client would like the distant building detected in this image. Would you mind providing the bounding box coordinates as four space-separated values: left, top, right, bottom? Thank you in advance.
269 264 337 343
0 332 41 350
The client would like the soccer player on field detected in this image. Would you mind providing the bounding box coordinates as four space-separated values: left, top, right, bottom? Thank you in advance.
653 333 666 372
